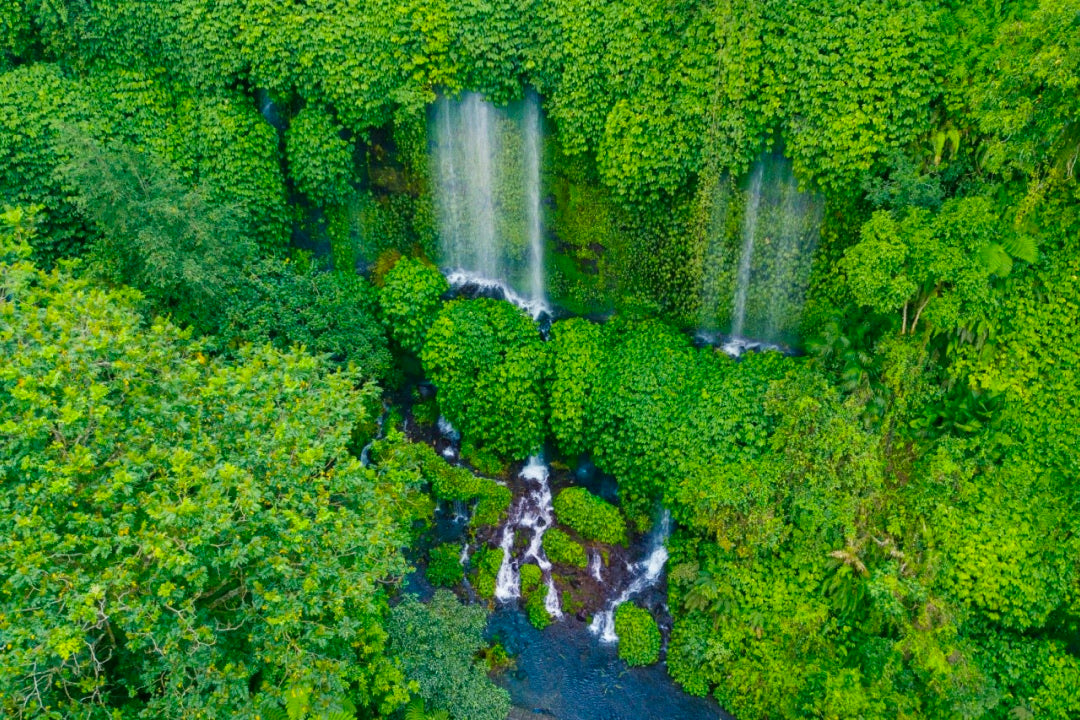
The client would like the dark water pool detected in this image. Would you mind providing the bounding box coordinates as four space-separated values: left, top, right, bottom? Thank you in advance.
487 609 732 720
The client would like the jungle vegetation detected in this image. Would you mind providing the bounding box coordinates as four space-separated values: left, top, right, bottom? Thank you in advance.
1 1 1079 719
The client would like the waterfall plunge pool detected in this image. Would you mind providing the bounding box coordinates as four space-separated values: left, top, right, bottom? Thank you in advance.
490 608 732 720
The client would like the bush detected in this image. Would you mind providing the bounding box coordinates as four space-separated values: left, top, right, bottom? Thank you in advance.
542 528 588 568
519 564 551 630
615 603 661 667
525 591 552 631
553 487 627 546
421 299 548 460
285 106 354 207
378 256 448 355
427 543 465 588
472 546 504 600
429 462 512 528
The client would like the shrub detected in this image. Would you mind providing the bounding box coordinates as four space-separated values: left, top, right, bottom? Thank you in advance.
615 603 661 667
525 591 552 631
542 528 588 568
427 543 465 588
519 564 551 631
371 432 511 528
421 299 548 460
379 256 448 355
472 546 504 600
429 462 512 528
553 487 627 546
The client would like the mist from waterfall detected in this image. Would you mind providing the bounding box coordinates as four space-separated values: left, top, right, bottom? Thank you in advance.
699 152 822 348
432 91 549 318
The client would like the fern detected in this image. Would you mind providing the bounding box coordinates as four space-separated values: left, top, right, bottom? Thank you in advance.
404 700 428 720
1001 232 1038 264
286 686 312 720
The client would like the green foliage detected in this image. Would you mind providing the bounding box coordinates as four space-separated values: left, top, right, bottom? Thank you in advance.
60 129 253 331
0 64 287 266
553 487 627 546
422 298 548 460
614 603 660 667
286 106 355 207
471 546 504 600
370 430 511 527
378 255 449 355
841 198 1036 335
224 259 393 379
519 563 552 630
542 528 588 568
0 224 417 719
427 543 465 588
260 686 357 720
548 317 607 458
387 591 511 720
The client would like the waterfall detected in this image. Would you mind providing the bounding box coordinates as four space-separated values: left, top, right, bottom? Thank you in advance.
588 550 603 582
432 92 550 320
523 92 545 310
493 457 563 619
730 163 763 339
589 510 672 643
698 152 822 351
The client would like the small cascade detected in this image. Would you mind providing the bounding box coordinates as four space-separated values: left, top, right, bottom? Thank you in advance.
493 457 563 619
698 152 822 352
589 511 672 643
432 92 550 320
588 550 604 582
437 415 460 459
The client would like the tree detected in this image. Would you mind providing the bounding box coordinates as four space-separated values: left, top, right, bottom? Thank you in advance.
841 198 1036 335
224 258 393 380
0 212 419 719
59 129 253 331
386 591 511 720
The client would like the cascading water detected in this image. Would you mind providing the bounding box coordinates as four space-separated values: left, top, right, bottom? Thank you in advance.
432 91 550 320
493 457 563 618
589 510 672 643
698 151 822 354
730 163 763 340
588 550 604 582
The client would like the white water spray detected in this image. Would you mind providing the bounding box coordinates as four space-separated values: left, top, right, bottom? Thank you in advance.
588 550 604 582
